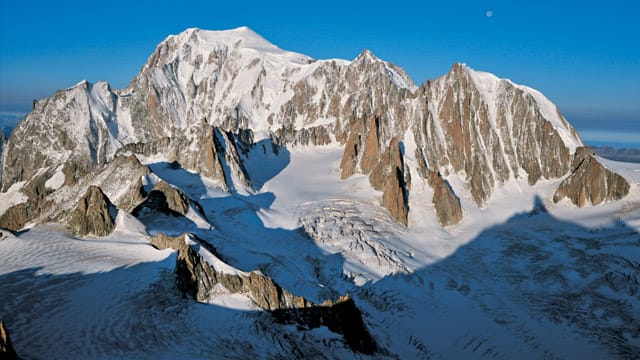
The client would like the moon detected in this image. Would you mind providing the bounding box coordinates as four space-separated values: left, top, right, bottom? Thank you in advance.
486 10 494 17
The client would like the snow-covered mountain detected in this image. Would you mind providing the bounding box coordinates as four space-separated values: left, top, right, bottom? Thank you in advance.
1 27 639 359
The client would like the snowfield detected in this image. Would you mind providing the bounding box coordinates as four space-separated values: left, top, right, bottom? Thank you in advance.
1 146 639 359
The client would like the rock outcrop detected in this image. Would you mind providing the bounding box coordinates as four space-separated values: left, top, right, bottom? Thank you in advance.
67 185 117 236
213 128 252 190
0 170 55 231
89 155 150 212
339 128 361 180
0 320 18 359
427 170 463 226
149 233 315 308
553 147 630 207
339 116 410 224
133 181 190 217
360 116 382 173
149 233 377 354
271 295 378 354
381 138 409 225
9 154 151 229
0 204 30 232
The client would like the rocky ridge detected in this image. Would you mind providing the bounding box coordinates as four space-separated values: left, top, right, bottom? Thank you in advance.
0 169 56 231
149 233 378 354
0 27 630 229
0 154 151 231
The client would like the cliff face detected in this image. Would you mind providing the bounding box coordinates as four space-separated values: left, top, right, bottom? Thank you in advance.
413 63 579 205
553 147 630 207
67 185 117 237
427 170 463 226
340 116 410 224
134 181 190 217
0 27 628 229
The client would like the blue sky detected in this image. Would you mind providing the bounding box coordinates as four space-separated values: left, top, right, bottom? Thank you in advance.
1 0 638 137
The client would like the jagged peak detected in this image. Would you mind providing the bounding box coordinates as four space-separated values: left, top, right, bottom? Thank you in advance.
70 79 90 90
353 49 417 91
445 62 501 86
441 62 583 152
354 49 380 63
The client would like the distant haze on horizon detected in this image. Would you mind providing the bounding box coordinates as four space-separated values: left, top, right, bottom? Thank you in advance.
1 1 638 141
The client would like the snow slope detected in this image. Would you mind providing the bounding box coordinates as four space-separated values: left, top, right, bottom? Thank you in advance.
2 143 639 358
0 226 366 359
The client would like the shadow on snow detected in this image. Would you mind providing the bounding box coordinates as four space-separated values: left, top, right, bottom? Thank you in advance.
356 196 640 359
0 260 359 359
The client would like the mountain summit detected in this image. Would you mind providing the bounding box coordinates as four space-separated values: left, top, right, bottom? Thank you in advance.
0 27 627 228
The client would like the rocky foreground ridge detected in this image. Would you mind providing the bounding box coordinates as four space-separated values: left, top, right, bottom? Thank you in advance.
0 26 630 228
149 232 377 354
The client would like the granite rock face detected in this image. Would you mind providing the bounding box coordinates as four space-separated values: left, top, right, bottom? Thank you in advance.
427 170 463 226
413 63 577 205
67 185 117 237
381 138 410 226
339 127 361 180
88 155 150 212
339 116 410 224
115 122 238 190
0 204 30 232
134 181 190 217
553 147 630 207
